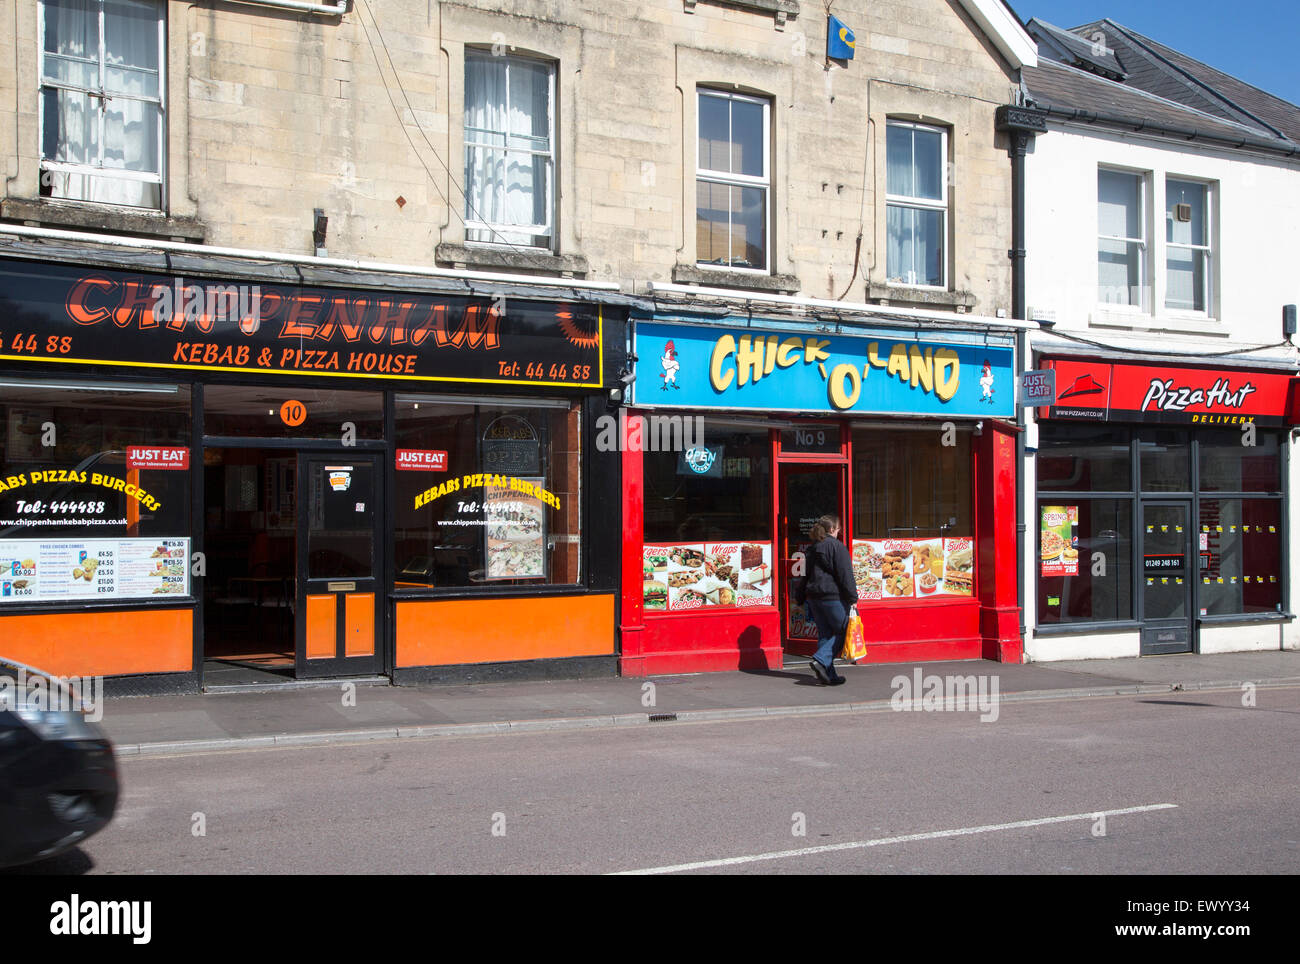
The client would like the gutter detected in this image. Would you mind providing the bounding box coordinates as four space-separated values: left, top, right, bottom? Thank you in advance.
1037 104 1300 159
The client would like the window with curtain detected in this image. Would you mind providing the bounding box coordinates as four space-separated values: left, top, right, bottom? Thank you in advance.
1097 168 1146 307
40 0 164 208
463 52 555 249
696 89 770 272
1166 177 1212 312
886 121 947 287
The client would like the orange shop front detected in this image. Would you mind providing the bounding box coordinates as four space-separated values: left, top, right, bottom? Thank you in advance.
0 253 624 691
618 315 1022 676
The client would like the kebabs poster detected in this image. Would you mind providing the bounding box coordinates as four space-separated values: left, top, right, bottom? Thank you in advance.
642 541 772 611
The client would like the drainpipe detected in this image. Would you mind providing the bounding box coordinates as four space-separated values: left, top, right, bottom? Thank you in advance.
996 104 1048 661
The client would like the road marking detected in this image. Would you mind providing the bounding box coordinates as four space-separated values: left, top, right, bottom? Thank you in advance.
610 803 1179 875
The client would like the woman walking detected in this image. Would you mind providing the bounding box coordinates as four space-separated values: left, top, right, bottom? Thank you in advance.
803 514 857 685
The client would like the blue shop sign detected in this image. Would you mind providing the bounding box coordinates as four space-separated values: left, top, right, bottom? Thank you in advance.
633 320 1014 418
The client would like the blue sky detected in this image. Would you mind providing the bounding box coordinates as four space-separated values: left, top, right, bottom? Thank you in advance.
1007 1 1300 106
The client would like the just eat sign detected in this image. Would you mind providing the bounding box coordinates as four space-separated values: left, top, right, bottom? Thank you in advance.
126 446 190 470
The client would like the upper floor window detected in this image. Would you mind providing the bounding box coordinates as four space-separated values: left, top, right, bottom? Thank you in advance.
696 89 770 273
1166 178 1211 313
1097 168 1148 308
886 121 947 287
463 52 555 249
39 0 165 209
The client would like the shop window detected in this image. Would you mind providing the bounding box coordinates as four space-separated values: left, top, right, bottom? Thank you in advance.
0 380 190 604
203 385 384 441
1037 499 1133 624
850 427 970 540
40 0 165 208
1165 178 1212 313
1199 430 1281 493
393 397 580 588
642 422 773 612
1097 168 1146 307
1198 499 1282 615
1037 427 1130 491
696 89 770 272
886 121 947 287
1138 429 1190 492
850 427 973 600
464 51 556 249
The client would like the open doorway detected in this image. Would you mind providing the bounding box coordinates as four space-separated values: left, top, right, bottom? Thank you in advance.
203 448 297 683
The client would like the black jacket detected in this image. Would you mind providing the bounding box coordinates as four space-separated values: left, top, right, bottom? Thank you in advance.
804 536 857 606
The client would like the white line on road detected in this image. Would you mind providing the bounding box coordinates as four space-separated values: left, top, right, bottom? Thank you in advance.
610 803 1179 875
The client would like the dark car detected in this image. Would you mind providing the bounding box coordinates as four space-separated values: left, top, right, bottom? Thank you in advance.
0 658 119 868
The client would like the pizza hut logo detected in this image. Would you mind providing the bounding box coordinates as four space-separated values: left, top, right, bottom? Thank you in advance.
1140 377 1256 413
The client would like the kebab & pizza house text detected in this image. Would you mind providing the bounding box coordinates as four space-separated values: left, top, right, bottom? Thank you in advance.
0 257 622 689
1034 355 1298 657
618 316 1021 676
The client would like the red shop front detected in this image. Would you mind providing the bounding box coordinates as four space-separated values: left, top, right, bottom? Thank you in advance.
616 316 1022 677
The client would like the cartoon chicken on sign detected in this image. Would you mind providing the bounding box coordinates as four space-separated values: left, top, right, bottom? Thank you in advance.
660 340 681 390
979 358 996 403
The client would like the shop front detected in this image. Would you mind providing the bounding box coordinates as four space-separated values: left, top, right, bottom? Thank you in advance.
1030 355 1298 658
0 253 624 690
618 314 1022 676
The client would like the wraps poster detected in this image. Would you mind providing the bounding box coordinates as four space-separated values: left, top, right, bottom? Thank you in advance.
643 542 772 611
484 478 546 579
1041 505 1078 576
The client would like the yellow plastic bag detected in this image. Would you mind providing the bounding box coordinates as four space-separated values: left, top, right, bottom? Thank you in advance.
841 607 867 663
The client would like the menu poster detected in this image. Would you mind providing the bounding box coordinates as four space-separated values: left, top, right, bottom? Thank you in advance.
1041 505 1078 577
484 477 546 580
643 541 773 611
852 540 883 602
879 539 914 600
941 537 974 596
0 537 189 602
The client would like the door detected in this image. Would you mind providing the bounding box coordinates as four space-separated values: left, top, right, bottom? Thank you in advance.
1140 501 1193 655
778 464 846 648
296 454 384 678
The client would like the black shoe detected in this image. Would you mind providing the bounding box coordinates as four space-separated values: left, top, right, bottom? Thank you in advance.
826 673 846 686
808 660 830 684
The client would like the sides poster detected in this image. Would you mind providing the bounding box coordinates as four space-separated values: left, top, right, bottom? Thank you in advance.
1040 505 1079 577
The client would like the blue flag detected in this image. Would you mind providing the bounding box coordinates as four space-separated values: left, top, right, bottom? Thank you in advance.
828 15 856 60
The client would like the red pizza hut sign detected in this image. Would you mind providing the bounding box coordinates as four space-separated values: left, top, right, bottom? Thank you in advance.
126 446 190 470
396 449 447 471
1045 359 1296 426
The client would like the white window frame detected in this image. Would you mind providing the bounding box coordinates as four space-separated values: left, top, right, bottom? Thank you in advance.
695 88 772 275
37 0 167 209
1164 176 1213 316
885 120 949 289
1096 166 1150 312
463 51 556 250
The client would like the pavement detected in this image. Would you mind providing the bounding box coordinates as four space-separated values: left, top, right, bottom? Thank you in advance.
98 650 1300 757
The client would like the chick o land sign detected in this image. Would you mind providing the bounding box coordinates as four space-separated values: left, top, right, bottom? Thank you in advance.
632 320 1014 417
